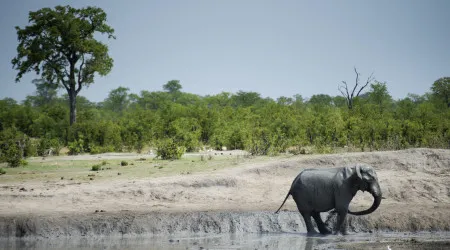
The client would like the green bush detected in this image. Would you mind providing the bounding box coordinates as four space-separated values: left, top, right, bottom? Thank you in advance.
68 137 84 155
50 139 62 156
0 128 29 167
156 139 185 160
91 164 101 171
37 138 51 156
89 145 101 155
24 138 38 157
36 137 61 157
120 160 128 166
5 142 22 168
0 168 6 175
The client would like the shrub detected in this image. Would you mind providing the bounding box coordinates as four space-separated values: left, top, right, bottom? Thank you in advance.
5 142 22 168
89 145 102 155
102 161 107 166
156 139 185 160
288 146 302 155
50 139 62 156
37 138 50 156
91 164 101 171
0 168 6 175
37 138 61 156
288 146 312 155
89 145 115 155
0 128 29 167
24 138 38 157
68 137 84 155
120 161 128 166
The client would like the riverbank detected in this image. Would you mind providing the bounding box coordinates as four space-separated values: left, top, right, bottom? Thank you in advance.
0 148 449 240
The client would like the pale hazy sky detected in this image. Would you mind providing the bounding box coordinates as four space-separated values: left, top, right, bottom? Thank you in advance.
1 0 449 102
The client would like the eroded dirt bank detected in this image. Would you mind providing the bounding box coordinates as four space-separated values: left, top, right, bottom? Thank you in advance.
0 148 449 239
0 211 306 238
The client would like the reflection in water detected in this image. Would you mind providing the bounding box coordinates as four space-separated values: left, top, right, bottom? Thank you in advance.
1 232 450 250
1 233 328 250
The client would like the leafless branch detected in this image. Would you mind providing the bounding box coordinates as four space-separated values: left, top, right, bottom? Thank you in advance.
339 81 352 108
356 72 375 97
338 67 375 109
350 67 360 99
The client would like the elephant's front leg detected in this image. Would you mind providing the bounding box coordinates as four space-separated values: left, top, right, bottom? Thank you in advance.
333 210 348 235
312 212 331 235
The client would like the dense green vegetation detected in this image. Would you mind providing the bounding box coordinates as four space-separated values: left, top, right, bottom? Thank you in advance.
1 6 449 166
1 77 449 166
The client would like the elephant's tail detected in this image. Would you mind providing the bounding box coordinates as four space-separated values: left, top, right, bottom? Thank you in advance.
274 191 291 214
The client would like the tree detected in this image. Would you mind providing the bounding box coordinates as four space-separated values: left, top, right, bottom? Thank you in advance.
103 87 130 113
431 77 450 108
308 94 333 106
277 96 294 106
231 91 262 107
367 81 392 113
25 79 58 107
163 80 182 94
339 67 375 110
12 5 115 125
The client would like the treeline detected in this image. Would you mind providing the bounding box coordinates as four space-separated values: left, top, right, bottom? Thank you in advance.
1 78 449 165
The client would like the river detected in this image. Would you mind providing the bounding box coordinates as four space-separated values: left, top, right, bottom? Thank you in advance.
1 231 449 250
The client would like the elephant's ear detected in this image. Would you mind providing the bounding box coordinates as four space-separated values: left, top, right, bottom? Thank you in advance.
355 165 363 180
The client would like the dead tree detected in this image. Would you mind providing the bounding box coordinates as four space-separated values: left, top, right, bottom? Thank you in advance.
339 67 375 109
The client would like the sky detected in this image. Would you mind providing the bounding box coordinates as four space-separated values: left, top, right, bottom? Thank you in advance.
1 0 449 103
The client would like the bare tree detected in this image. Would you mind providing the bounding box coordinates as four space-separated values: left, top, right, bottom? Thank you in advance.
339 67 375 109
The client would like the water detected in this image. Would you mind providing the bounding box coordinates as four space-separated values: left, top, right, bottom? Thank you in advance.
1 232 449 250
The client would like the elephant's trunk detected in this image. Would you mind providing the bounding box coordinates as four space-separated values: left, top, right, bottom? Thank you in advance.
348 181 382 216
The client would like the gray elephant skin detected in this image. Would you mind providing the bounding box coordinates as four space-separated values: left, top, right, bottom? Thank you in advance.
275 164 382 235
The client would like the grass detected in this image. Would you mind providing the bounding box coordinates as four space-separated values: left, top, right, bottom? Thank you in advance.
0 153 276 184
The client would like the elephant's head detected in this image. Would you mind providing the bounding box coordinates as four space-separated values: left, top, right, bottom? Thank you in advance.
348 164 382 216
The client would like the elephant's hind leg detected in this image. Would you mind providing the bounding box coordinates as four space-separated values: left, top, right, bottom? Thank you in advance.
299 211 319 235
312 212 331 235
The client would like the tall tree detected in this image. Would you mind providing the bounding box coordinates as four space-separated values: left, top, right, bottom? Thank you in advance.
367 81 392 113
431 77 450 108
308 94 333 106
12 5 115 125
104 87 130 113
339 67 375 110
231 91 262 107
163 80 182 94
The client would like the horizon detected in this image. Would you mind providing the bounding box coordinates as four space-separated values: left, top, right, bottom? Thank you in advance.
0 80 434 104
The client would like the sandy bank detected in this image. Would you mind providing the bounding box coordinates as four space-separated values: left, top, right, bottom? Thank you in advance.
0 148 449 238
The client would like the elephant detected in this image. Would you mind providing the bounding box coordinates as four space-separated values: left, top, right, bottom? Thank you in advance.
275 164 382 235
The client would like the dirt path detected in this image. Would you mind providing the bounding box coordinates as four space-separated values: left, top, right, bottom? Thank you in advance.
0 148 449 238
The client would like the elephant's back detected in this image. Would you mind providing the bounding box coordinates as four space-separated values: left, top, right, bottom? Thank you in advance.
297 168 339 182
291 168 338 196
